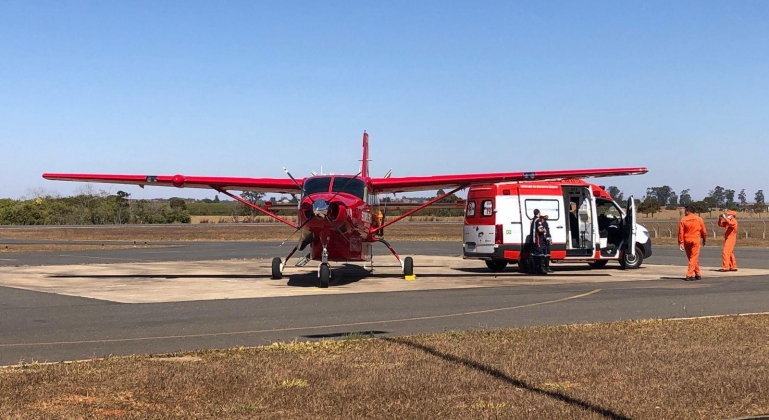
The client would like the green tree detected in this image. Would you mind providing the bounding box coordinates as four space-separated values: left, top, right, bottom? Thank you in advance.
606 186 624 202
638 197 660 217
725 189 736 208
738 189 748 208
679 189 692 207
645 186 675 207
753 190 766 216
169 197 187 211
708 186 726 208
689 200 711 215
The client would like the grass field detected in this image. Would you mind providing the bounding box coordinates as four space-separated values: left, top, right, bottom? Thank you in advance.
0 244 171 253
2 220 769 247
2 314 767 419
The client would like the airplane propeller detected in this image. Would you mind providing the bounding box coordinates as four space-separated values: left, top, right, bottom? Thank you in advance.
278 170 361 248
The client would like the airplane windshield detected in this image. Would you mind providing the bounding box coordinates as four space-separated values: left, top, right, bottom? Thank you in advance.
303 177 331 196
332 176 366 199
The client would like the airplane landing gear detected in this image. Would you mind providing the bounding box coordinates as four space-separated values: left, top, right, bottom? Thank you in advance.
271 257 283 280
318 244 330 288
378 238 415 279
403 256 414 277
319 264 330 288
272 245 299 280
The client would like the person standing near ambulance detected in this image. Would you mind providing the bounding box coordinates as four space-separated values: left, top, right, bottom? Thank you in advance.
678 205 707 281
717 210 738 272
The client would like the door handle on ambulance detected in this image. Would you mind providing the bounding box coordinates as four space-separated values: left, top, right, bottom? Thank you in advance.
556 226 563 229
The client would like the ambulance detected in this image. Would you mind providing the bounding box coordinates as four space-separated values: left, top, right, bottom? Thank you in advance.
462 179 652 272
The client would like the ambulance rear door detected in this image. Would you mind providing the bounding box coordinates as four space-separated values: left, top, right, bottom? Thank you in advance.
495 192 523 244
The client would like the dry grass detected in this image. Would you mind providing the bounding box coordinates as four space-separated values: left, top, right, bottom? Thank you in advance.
0 244 171 253
1 315 768 419
191 215 466 224
0 222 465 243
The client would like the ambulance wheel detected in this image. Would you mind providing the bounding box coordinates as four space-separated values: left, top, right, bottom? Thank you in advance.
319 264 330 288
588 260 609 269
271 257 282 279
619 245 644 270
518 259 530 274
485 260 508 271
404 257 414 277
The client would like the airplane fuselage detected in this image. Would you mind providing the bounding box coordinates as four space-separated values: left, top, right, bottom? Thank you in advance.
297 175 378 261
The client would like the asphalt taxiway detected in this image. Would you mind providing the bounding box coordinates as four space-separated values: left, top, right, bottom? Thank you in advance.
0 242 767 366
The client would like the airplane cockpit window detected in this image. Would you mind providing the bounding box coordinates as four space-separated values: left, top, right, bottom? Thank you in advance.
331 176 366 199
302 177 332 196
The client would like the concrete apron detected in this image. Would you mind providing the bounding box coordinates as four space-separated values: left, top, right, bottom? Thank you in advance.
0 256 763 303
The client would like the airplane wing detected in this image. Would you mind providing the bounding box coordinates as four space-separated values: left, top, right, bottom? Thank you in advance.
42 173 303 194
369 167 647 194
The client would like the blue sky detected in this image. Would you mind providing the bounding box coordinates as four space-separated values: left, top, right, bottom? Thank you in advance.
1 1 767 201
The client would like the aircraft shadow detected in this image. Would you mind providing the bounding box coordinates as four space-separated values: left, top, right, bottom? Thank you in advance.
286 264 369 287
384 337 630 420
302 330 389 339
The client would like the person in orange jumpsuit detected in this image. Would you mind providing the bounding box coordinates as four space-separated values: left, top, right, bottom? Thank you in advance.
678 205 707 281
717 210 738 271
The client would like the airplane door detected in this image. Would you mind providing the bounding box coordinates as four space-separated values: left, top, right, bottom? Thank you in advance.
624 196 637 256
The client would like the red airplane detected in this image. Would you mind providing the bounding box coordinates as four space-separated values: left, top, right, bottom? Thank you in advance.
43 132 647 288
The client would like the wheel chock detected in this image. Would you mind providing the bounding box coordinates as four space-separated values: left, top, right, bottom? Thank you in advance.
404 275 416 281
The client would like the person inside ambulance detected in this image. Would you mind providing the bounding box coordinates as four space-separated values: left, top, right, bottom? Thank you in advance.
569 200 580 247
717 210 738 272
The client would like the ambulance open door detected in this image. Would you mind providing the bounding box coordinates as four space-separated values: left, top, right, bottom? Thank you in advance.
623 196 637 257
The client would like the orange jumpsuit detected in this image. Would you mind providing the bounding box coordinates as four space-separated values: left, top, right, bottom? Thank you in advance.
678 213 707 278
717 210 738 270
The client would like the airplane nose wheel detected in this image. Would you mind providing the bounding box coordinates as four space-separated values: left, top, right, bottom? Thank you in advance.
318 243 330 288
319 264 330 288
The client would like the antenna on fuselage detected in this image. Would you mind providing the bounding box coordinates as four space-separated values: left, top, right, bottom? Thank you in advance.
383 169 392 178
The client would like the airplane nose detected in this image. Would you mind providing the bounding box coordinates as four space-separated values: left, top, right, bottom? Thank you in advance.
312 199 329 218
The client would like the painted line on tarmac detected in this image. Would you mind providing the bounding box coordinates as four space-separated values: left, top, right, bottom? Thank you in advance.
0 289 602 348
0 258 17 261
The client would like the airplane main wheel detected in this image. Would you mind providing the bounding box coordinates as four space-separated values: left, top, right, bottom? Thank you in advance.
403 256 414 277
271 257 282 280
485 260 508 271
319 264 330 288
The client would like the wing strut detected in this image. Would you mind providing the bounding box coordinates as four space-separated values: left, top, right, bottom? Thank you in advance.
215 188 299 229
372 186 463 234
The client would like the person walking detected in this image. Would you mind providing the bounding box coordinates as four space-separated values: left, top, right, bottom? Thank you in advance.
717 210 738 272
678 205 707 281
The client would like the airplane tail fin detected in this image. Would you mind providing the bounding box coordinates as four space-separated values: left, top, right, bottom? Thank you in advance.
360 131 369 178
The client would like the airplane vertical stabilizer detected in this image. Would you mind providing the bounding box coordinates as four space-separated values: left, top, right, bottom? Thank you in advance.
361 131 370 178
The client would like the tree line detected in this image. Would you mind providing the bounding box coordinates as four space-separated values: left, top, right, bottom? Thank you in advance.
0 191 191 225
604 185 767 217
